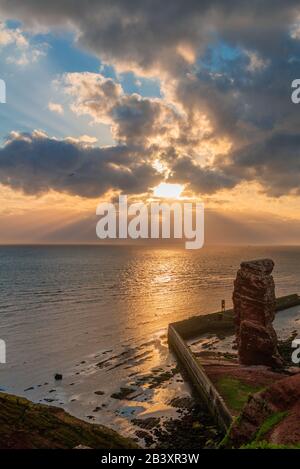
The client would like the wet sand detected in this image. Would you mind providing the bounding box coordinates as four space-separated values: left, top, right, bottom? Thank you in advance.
0 328 221 447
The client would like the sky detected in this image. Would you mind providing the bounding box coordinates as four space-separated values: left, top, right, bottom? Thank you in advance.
0 1 300 244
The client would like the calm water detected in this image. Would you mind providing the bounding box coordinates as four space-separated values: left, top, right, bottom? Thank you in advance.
0 245 299 438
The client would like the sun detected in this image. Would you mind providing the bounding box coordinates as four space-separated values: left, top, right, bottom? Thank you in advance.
153 183 183 199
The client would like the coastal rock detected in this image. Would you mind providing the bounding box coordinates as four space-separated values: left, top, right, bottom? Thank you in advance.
0 392 138 449
233 259 283 367
225 374 300 448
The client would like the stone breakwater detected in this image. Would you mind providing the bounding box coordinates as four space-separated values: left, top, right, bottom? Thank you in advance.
233 259 283 368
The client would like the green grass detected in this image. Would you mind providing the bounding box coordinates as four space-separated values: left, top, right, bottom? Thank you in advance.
218 416 241 448
217 380 296 449
216 376 262 412
255 411 288 442
219 411 294 449
241 440 300 449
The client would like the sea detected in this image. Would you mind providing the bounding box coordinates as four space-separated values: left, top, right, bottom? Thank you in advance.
0 245 299 441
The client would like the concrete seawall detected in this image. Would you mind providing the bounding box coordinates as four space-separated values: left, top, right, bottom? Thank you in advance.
168 324 232 432
168 293 300 433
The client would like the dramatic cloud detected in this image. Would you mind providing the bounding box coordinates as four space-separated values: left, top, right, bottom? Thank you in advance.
0 1 298 71
0 131 161 198
0 21 47 65
222 133 300 197
1 2 300 198
62 72 191 148
170 156 237 194
60 72 233 194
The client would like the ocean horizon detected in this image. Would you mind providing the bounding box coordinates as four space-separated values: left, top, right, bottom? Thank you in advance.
0 244 299 441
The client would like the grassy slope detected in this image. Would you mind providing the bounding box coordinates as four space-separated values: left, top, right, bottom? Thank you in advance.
216 376 263 413
0 392 138 449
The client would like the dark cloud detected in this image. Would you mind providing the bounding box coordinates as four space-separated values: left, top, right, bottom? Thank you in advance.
63 73 183 147
0 132 161 197
222 132 300 196
111 94 164 144
1 2 300 197
170 156 237 194
0 1 298 68
0 1 299 71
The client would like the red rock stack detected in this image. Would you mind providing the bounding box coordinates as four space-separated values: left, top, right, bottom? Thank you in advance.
233 259 283 368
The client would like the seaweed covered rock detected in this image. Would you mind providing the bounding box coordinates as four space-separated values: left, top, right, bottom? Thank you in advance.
0 392 138 449
233 259 283 368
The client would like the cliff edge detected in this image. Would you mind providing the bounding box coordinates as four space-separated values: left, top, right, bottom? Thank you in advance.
0 392 138 449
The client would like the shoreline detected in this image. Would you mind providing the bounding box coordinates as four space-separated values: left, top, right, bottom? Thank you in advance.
0 391 138 449
0 388 223 449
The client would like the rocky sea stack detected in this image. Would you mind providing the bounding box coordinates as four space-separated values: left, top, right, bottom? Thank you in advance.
233 259 283 368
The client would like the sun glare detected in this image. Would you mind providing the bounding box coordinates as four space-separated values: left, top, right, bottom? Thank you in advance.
153 183 183 199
